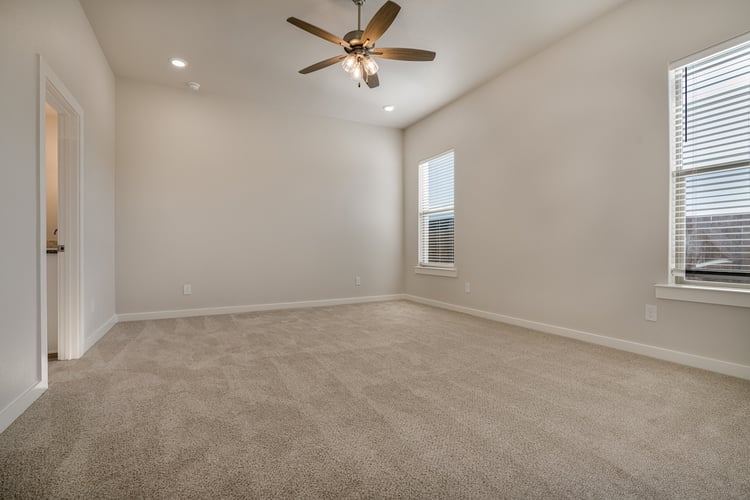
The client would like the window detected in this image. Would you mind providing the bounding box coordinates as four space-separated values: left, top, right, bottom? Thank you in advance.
418 150 455 269
669 35 750 288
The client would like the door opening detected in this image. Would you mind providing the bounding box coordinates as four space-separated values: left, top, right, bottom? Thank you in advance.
45 103 59 360
38 56 83 387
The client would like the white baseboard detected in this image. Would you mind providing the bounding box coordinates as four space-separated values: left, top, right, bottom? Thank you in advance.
117 294 406 322
91 293 750 380
84 314 118 353
404 294 750 381
0 381 47 434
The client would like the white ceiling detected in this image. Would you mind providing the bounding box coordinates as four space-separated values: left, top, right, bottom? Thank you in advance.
80 0 628 128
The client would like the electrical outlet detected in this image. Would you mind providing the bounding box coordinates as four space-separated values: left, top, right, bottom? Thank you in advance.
183 283 192 295
355 276 361 287
465 282 471 293
645 304 657 322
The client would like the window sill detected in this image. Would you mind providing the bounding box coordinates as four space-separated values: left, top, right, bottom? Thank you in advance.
654 284 750 308
415 266 458 278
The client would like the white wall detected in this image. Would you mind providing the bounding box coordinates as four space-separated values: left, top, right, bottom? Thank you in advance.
115 80 402 314
404 0 750 367
0 0 115 428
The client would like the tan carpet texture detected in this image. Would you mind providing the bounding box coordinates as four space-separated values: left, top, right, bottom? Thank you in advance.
1 301 749 498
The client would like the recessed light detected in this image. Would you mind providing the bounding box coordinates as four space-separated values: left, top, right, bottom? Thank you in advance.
383 105 395 112
186 81 201 92
170 58 187 68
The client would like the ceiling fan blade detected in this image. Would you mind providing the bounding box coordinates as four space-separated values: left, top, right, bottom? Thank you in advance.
299 55 346 74
366 72 380 89
372 48 436 61
362 1 401 48
287 17 350 49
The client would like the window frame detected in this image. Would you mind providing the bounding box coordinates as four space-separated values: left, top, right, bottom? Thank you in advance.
416 149 456 276
660 32 750 308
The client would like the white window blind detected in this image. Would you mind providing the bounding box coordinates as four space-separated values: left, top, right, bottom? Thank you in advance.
419 150 455 267
670 37 750 286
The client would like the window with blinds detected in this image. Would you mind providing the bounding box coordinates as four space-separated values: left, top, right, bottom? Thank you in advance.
670 36 750 286
419 150 455 267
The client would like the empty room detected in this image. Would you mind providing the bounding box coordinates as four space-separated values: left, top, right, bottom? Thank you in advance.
1 0 749 498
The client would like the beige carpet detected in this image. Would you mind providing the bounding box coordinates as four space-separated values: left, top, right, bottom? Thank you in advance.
1 300 748 499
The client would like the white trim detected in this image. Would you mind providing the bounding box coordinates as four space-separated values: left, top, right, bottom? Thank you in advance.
117 294 405 322
0 381 47 434
84 314 118 352
37 58 49 386
404 295 750 381
414 266 458 277
655 284 750 308
667 60 679 286
39 55 85 362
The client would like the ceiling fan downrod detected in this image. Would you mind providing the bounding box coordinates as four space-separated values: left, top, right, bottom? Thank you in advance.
353 0 365 31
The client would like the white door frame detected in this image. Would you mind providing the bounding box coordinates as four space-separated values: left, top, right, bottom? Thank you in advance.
38 55 84 375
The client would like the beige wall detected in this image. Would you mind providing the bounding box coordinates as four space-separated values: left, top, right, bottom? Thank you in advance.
45 106 58 244
115 80 403 314
0 0 115 419
404 0 750 366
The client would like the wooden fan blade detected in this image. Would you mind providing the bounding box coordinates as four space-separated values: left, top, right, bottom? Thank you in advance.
366 72 380 88
287 17 350 48
299 55 346 74
372 48 436 61
362 1 401 48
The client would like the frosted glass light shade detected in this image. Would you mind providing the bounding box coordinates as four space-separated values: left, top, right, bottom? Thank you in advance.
350 62 364 80
362 56 379 76
341 54 358 73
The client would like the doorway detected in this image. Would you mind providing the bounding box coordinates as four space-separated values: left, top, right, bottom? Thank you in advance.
45 103 59 359
38 56 83 384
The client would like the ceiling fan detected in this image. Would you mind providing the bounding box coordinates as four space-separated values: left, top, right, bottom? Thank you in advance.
287 0 436 88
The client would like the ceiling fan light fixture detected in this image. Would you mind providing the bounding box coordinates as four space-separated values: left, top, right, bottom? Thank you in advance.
288 1 436 89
